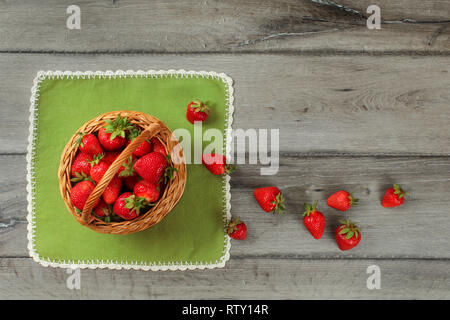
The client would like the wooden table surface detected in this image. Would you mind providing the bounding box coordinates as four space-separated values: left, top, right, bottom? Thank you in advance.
1 0 449 299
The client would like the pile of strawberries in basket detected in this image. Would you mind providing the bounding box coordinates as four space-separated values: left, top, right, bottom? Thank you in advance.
70 115 177 222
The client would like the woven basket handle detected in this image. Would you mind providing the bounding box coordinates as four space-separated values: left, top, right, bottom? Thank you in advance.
81 122 161 224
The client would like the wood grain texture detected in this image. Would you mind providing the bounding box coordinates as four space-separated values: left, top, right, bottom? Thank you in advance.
0 0 449 53
2 155 450 259
1 53 450 155
0 257 449 299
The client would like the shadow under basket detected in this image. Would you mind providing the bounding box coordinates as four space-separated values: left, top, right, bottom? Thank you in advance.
58 111 187 235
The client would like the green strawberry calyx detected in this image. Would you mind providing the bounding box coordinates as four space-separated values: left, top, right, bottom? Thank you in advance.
349 193 359 207
271 192 285 215
338 219 361 240
191 100 211 115
162 154 179 184
303 201 318 217
126 125 141 141
88 153 105 167
393 184 408 199
104 114 135 141
70 172 95 184
124 195 152 216
118 156 136 177
74 132 87 149
225 163 237 175
227 217 242 235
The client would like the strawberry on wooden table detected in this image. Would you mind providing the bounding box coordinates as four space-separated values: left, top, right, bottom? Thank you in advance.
335 219 361 251
253 186 285 214
227 217 247 240
113 192 148 220
98 114 134 151
202 153 236 175
151 137 167 156
134 151 168 184
327 190 358 212
186 100 211 124
302 201 326 239
70 180 98 211
102 175 122 205
382 184 408 208
71 152 94 177
75 132 103 156
134 180 160 203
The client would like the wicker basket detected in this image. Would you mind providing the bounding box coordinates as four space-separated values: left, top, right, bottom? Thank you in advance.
58 111 186 235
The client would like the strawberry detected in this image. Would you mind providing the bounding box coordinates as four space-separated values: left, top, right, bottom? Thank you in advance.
227 217 247 240
302 201 326 239
93 199 111 218
90 161 110 183
70 180 98 211
102 175 122 204
71 152 93 177
133 180 160 202
253 186 285 214
202 153 236 175
186 100 211 124
327 190 358 212
75 132 103 156
382 184 408 208
134 151 167 184
98 115 134 151
151 137 167 156
113 192 148 220
335 219 361 251
123 175 141 191
127 126 152 157
118 155 137 177
102 151 121 164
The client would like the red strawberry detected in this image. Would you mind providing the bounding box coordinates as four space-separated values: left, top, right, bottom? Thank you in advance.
70 180 98 211
302 201 326 239
98 127 126 151
202 153 236 175
253 186 285 214
98 115 134 151
327 190 358 212
382 184 408 208
102 175 122 204
90 161 110 183
75 133 103 156
118 155 137 177
186 100 211 124
123 175 141 191
113 192 147 220
133 180 160 202
93 199 111 218
134 151 167 184
102 151 121 164
151 137 167 156
127 126 152 157
336 219 361 251
227 217 247 240
71 152 93 177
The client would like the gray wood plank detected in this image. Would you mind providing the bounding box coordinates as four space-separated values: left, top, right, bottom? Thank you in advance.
0 0 449 53
0 257 449 299
1 53 450 155
2 155 450 259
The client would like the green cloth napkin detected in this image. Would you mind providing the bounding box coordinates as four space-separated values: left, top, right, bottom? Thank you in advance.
26 70 233 270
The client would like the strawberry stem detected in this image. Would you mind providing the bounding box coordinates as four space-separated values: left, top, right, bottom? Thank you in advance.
272 192 285 215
